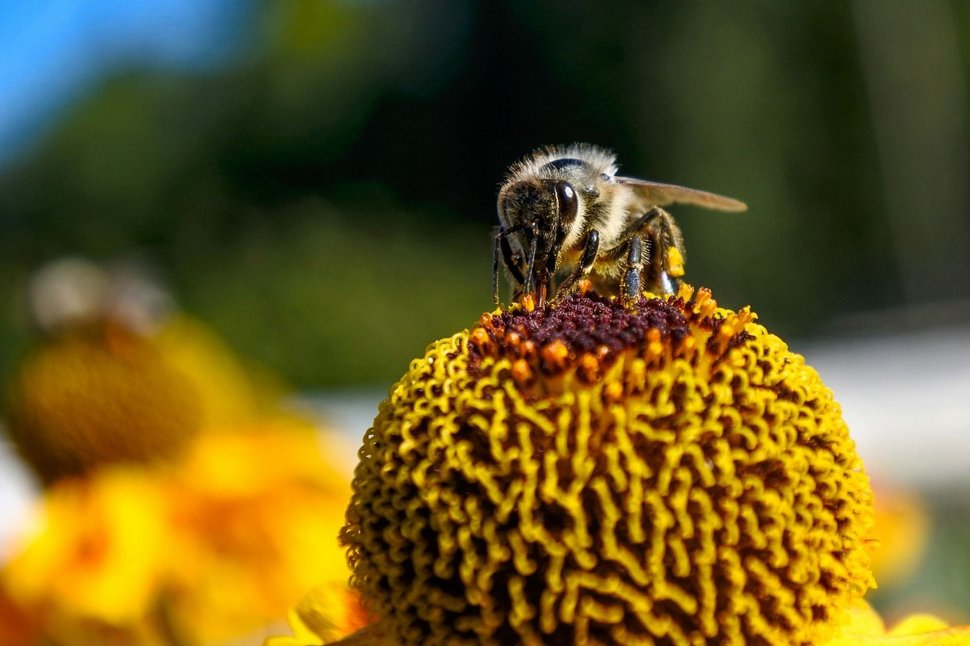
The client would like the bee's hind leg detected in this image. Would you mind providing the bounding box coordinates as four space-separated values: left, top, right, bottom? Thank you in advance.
621 236 646 304
613 206 685 297
650 208 686 295
554 230 599 299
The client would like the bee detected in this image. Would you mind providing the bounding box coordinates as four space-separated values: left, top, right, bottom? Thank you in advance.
493 144 746 305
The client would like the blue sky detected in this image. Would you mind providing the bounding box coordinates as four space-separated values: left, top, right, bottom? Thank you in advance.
0 0 248 163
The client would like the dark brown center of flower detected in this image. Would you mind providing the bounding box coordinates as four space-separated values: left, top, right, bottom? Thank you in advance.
468 290 750 382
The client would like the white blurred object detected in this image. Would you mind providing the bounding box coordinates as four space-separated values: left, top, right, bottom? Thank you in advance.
27 256 175 335
0 436 39 560
303 390 383 446
28 257 111 333
801 325 970 486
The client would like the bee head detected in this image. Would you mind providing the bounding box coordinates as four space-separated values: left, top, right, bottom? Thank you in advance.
497 180 579 260
495 177 582 302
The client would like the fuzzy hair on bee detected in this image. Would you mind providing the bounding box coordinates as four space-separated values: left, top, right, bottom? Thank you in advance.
493 143 746 305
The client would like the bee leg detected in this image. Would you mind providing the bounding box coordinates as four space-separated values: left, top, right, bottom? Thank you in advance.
554 230 599 299
493 225 528 304
621 236 646 304
649 208 685 295
492 229 502 304
613 207 685 295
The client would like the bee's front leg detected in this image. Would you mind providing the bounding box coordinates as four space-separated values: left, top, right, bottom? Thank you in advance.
493 224 531 304
554 230 599 300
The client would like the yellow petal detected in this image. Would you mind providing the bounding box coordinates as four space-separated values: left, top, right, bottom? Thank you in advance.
826 600 970 645
3 468 169 623
888 613 957 636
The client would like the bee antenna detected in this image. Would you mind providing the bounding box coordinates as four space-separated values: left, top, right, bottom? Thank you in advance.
491 228 502 304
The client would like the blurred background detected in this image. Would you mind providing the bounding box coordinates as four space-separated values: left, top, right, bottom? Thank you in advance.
0 0 968 634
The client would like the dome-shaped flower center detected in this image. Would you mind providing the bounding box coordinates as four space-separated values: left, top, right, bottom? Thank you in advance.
468 289 752 385
342 287 874 645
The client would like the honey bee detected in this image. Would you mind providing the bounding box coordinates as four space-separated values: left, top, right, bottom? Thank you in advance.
493 144 746 305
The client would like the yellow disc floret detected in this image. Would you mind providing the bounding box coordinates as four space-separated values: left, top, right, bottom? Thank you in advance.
5 323 203 484
342 286 875 645
5 314 289 485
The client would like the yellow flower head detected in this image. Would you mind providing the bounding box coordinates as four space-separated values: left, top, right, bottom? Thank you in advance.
4 256 290 485
5 323 205 485
4 314 289 485
1 424 359 646
341 286 875 645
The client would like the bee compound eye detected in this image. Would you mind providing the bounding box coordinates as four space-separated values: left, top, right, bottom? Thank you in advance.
555 182 578 225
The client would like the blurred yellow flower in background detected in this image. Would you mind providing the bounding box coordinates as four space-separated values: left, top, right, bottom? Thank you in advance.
868 482 931 589
4 469 170 628
162 426 355 645
0 587 40 646
0 258 361 645
149 314 288 434
4 258 288 484
5 321 205 484
1 423 358 646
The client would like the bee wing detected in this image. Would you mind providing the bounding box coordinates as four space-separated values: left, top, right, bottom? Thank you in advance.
615 177 748 212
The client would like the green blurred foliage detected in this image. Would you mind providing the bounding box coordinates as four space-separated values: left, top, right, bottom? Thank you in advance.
179 202 489 386
1 0 968 387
